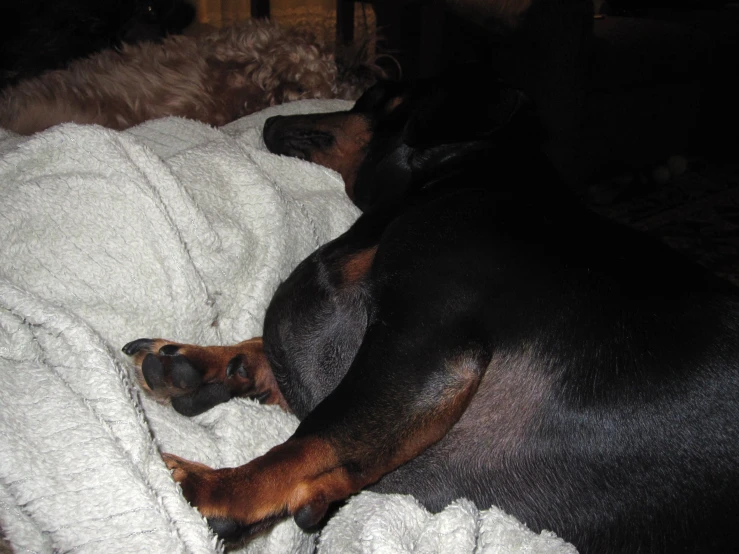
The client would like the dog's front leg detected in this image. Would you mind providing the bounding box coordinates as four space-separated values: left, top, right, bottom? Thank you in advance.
162 319 491 540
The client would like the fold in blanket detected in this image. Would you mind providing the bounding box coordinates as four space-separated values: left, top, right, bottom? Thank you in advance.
0 101 576 553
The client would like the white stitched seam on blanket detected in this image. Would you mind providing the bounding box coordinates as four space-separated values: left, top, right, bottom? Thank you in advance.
0 475 49 542
45 507 158 532
60 528 160 554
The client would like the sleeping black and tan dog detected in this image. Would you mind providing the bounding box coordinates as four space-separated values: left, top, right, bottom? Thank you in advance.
123 77 739 553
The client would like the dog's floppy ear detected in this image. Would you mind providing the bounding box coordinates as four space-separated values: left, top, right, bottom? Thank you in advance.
351 80 409 116
402 80 539 149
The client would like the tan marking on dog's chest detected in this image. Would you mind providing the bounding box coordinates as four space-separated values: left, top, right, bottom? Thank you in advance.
340 246 378 285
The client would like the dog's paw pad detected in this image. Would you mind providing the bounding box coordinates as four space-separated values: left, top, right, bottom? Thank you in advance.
170 355 203 389
142 353 166 389
226 354 249 380
207 517 248 542
170 383 231 416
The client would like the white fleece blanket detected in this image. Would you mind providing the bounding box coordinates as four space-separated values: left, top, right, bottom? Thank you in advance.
0 100 577 554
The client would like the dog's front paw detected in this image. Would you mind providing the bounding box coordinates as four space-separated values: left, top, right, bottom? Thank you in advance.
162 453 274 542
122 337 286 416
123 339 201 390
122 338 231 415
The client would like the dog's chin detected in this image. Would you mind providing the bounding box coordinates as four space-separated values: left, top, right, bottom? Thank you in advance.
275 145 311 162
266 133 334 162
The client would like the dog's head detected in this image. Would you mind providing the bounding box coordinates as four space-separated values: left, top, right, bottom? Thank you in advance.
263 71 540 211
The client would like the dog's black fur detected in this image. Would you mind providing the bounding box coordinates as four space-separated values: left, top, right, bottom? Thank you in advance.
260 78 739 553
125 75 739 553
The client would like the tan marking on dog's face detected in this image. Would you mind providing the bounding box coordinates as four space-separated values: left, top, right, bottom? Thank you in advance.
383 94 407 114
305 114 372 199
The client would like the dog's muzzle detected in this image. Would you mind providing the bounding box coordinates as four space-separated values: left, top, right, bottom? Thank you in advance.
263 115 335 161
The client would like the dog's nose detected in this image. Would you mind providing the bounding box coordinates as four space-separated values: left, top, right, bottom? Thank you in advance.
264 115 283 131
263 116 285 152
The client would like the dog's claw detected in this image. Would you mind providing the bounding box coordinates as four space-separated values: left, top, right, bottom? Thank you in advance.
162 452 188 475
122 338 154 355
163 452 212 478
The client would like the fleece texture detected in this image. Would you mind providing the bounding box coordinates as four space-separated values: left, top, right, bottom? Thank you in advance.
0 100 577 554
